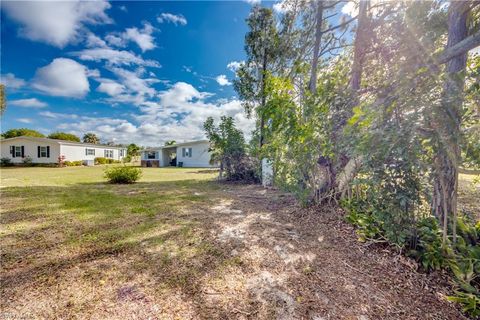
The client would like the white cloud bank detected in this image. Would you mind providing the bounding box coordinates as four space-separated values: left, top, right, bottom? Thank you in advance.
157 13 187 26
52 82 254 146
32 58 91 97
10 98 47 108
2 0 112 47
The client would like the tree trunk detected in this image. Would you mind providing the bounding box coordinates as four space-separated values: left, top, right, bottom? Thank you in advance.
432 1 470 243
349 0 369 92
308 1 324 93
260 48 268 148
332 0 370 198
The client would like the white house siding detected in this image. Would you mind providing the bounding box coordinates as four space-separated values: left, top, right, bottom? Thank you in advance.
0 137 60 163
60 144 124 162
176 142 213 168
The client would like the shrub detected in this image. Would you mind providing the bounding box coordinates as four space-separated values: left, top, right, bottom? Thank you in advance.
64 160 83 166
104 166 142 184
22 156 33 166
95 157 107 165
0 158 13 167
123 155 132 163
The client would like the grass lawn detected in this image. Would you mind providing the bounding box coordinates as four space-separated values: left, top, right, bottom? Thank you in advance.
1 166 474 319
1 166 225 318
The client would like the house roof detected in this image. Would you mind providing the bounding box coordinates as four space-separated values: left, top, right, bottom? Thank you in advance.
0 136 127 149
144 140 210 151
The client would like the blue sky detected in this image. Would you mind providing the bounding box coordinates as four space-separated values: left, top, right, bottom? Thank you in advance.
0 0 270 146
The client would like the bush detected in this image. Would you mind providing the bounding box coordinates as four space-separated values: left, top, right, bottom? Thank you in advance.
22 156 33 166
0 158 13 167
95 157 120 165
95 157 107 165
64 160 83 166
104 166 142 184
123 155 132 163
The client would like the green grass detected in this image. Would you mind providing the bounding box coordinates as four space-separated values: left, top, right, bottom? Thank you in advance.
0 166 231 317
0 165 218 186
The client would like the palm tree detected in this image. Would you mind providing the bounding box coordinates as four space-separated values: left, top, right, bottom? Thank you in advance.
83 133 100 144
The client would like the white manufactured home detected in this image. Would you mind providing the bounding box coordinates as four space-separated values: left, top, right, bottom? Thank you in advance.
0 136 127 164
141 140 215 168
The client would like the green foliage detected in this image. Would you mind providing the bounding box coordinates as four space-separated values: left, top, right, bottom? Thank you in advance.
127 143 141 157
95 157 120 165
48 132 81 142
64 160 83 167
0 157 13 166
447 292 480 318
408 218 447 271
104 166 142 184
83 133 100 144
123 155 132 163
165 140 176 146
204 116 258 182
2 128 45 139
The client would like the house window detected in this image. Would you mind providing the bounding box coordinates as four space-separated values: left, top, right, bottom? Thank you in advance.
39 146 48 158
146 151 156 159
86 148 95 156
15 146 22 157
182 148 193 158
119 149 125 157
104 150 114 158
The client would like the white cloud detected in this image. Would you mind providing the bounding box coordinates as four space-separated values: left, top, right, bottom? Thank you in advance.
71 47 160 68
215 74 232 86
17 118 33 124
105 23 156 52
123 23 156 52
105 34 125 47
2 0 112 47
32 58 90 98
227 61 244 72
71 47 160 67
157 13 187 26
10 98 47 108
96 80 126 96
245 0 261 4
86 33 107 48
52 82 254 146
39 111 79 119
0 73 26 89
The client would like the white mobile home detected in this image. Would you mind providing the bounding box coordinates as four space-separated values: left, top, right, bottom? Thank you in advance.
0 136 127 164
141 140 215 168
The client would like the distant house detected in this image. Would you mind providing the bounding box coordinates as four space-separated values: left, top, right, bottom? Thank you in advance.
0 136 126 165
141 140 215 168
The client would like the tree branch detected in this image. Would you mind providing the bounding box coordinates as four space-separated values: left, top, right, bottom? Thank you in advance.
436 31 480 65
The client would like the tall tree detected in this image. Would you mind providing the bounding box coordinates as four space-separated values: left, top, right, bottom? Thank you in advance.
432 1 472 242
83 133 100 144
234 6 279 148
308 1 324 93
